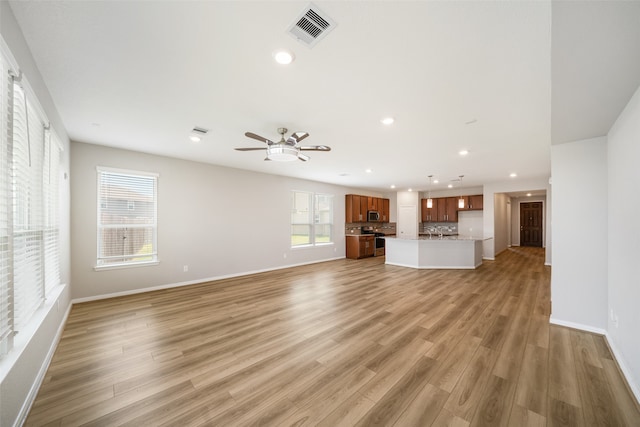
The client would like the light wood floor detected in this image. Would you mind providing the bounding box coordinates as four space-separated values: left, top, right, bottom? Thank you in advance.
27 247 640 426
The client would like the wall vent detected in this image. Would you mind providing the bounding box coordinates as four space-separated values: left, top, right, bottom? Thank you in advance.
287 3 337 48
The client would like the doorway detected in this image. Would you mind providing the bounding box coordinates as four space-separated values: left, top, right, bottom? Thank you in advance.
520 202 543 247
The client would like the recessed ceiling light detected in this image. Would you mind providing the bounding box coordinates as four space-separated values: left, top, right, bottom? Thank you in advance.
448 184 453 188
189 135 201 143
408 188 413 192
390 184 396 189
381 117 395 125
365 169 372 173
527 193 532 197
273 49 294 65
433 179 439 184
510 173 517 178
459 150 469 156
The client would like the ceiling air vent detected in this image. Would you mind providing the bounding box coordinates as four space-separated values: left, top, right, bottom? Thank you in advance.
191 126 209 135
287 3 337 48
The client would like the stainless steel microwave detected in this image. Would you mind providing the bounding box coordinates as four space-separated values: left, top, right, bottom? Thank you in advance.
367 210 380 222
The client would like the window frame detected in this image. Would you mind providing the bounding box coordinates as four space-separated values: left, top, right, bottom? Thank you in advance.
290 190 334 248
95 166 159 270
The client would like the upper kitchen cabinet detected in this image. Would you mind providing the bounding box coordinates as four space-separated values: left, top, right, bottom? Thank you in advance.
346 194 364 223
458 194 483 211
346 194 390 223
431 197 458 222
381 198 390 222
367 197 379 211
421 198 437 222
468 195 483 210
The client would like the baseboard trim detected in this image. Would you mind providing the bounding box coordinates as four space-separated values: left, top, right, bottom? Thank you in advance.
72 256 344 304
15 296 72 427
549 317 607 335
550 317 640 407
604 331 640 408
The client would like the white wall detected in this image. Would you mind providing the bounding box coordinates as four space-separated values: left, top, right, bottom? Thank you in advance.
457 210 483 239
71 142 354 300
550 137 608 331
607 84 640 399
0 3 72 426
493 193 510 256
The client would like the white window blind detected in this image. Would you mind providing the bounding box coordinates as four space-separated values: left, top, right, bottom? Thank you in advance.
96 168 158 268
0 46 62 358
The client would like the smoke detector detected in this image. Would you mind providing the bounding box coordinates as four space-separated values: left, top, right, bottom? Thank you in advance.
287 3 337 48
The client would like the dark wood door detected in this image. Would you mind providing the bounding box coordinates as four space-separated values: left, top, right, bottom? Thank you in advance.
520 202 543 247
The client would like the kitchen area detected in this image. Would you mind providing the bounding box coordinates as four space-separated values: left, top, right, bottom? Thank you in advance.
345 192 485 269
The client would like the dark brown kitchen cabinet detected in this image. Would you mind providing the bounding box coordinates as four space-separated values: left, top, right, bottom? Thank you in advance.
346 195 363 223
381 198 390 222
468 195 483 210
367 197 379 212
421 198 437 222
346 194 390 223
458 194 483 211
346 235 375 259
436 197 458 222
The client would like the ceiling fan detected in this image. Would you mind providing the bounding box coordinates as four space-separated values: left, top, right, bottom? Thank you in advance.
235 127 331 162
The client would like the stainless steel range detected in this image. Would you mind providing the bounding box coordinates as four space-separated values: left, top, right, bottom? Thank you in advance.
361 226 386 256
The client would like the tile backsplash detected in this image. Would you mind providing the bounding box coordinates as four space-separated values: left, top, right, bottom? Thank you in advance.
346 223 396 235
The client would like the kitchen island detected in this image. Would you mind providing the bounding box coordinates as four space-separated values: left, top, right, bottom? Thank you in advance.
384 236 483 269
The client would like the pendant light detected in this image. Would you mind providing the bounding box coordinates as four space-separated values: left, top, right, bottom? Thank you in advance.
427 175 433 208
458 175 465 209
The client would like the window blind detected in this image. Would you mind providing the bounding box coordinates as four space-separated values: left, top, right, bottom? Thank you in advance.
0 54 12 356
97 168 158 267
12 82 46 328
0 46 62 357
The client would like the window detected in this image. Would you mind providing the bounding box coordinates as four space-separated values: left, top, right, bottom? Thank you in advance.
96 168 158 268
291 191 333 247
0 48 62 358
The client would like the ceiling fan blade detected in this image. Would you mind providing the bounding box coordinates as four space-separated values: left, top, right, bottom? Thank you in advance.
235 147 266 151
299 145 331 151
287 131 309 145
298 153 310 162
245 132 275 145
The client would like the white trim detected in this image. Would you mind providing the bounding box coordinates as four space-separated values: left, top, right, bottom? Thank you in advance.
483 257 495 261
605 331 640 405
93 260 160 271
73 256 344 304
15 300 71 427
384 262 478 270
96 165 159 178
549 317 607 335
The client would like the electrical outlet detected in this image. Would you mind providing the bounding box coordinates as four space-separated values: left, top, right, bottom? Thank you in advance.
183 265 189 272
283 253 287 259
614 314 619 328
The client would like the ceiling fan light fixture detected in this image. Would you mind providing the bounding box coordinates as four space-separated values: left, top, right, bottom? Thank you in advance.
267 145 298 161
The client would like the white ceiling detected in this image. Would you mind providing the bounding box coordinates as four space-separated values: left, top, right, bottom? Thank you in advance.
8 1 640 193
